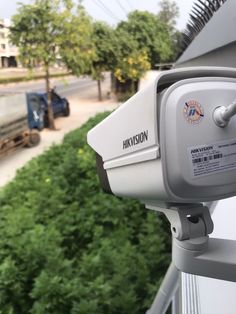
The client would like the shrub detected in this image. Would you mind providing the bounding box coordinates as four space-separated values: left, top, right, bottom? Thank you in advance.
0 112 171 313
0 72 70 85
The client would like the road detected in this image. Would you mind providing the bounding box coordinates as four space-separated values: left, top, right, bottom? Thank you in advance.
0 75 100 98
0 74 118 188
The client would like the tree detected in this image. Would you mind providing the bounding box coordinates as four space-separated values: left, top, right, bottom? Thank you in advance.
110 27 151 100
172 30 184 60
158 0 181 61
10 0 74 130
117 11 175 68
114 49 150 92
89 22 116 101
59 4 95 80
157 0 179 31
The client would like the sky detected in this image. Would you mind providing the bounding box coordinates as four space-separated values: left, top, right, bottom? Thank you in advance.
0 0 194 31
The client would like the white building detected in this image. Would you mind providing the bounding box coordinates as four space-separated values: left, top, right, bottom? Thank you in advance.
175 1 236 313
0 19 18 68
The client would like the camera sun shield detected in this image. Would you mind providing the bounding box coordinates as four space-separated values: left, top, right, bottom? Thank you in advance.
87 67 236 204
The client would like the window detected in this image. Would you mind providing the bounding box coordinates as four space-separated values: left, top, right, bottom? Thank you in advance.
28 95 41 111
1 44 6 49
51 92 61 102
0 32 4 38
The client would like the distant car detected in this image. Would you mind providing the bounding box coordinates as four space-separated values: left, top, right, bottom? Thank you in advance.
27 90 70 128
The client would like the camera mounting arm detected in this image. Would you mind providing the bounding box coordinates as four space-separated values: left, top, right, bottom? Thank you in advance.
214 98 236 127
146 203 236 282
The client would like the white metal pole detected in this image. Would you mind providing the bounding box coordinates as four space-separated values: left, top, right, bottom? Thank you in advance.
172 287 181 314
146 263 179 314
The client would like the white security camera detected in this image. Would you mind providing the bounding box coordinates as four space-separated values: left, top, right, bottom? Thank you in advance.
88 67 236 285
88 67 236 205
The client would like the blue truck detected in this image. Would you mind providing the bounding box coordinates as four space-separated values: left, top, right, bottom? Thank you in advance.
27 90 70 129
0 91 70 156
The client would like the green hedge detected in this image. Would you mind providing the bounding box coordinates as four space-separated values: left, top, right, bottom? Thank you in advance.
0 112 171 314
0 72 71 85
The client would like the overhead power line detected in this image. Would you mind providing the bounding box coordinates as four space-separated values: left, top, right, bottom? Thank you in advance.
125 0 135 11
117 0 128 15
93 0 120 22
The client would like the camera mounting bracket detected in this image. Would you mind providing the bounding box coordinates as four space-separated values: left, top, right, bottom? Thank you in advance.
146 202 236 282
146 203 213 241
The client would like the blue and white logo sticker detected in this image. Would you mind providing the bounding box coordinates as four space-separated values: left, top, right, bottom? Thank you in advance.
183 100 204 125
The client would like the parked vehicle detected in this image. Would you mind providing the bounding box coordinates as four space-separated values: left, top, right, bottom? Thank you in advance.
27 90 70 127
0 93 41 156
0 90 70 157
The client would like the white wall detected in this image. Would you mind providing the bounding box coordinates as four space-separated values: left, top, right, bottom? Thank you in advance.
197 198 236 314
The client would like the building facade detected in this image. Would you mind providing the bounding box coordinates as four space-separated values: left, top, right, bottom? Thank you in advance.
0 19 18 68
176 0 235 68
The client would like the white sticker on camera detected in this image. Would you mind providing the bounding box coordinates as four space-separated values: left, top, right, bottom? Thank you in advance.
188 139 236 178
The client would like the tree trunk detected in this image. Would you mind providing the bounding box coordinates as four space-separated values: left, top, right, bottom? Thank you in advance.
45 64 56 130
97 79 102 101
131 80 135 95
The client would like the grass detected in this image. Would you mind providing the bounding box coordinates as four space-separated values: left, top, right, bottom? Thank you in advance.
0 72 71 85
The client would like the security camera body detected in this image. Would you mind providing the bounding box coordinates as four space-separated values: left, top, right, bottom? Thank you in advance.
87 67 236 204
